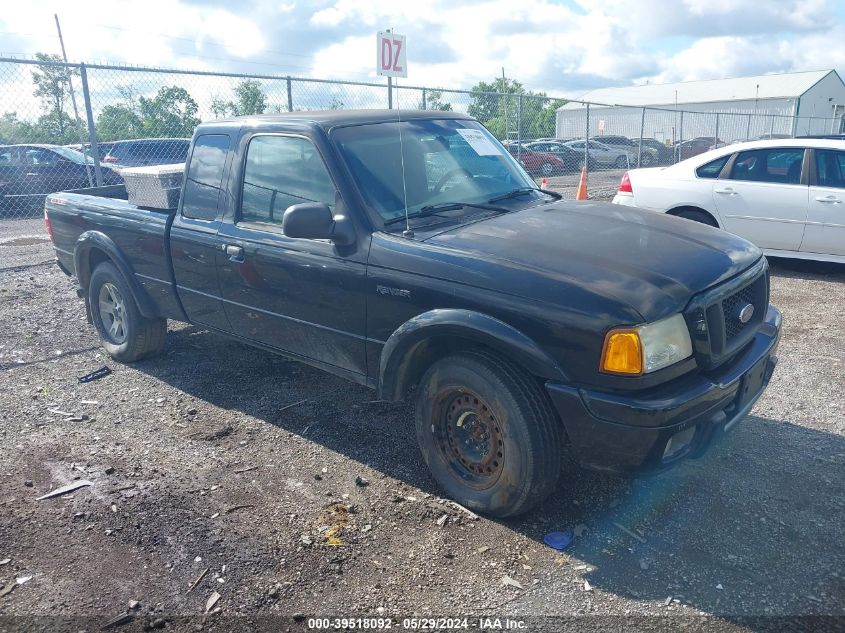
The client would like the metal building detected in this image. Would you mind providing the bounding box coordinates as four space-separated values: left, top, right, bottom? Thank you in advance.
556 70 845 142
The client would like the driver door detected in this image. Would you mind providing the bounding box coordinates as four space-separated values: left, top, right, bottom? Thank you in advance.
216 133 368 377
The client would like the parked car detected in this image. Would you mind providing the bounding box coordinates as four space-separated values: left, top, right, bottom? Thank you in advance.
612 138 845 263
634 138 675 165
595 135 660 167
102 138 190 168
563 139 630 168
0 144 122 213
673 137 723 161
506 144 567 176
523 141 587 172
46 110 780 517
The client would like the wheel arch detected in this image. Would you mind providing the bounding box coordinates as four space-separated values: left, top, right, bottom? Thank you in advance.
73 231 158 320
377 309 568 402
666 205 721 228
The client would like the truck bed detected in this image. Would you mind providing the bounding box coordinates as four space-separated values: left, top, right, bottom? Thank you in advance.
46 186 185 321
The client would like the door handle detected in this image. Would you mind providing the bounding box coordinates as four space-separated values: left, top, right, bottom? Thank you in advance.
714 187 737 195
815 195 842 204
224 244 244 262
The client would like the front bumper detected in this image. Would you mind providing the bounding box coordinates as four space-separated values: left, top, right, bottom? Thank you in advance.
546 305 781 475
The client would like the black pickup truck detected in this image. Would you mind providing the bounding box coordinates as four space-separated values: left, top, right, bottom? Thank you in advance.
45 110 781 517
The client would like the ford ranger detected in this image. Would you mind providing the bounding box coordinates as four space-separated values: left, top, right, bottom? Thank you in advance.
45 110 781 517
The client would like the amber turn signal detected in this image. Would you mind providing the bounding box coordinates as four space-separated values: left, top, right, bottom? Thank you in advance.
600 329 643 375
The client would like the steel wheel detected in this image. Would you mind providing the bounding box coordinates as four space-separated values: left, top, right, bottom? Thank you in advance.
433 389 504 490
98 282 128 344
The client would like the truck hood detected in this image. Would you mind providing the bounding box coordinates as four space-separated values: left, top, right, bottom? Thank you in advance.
421 200 762 321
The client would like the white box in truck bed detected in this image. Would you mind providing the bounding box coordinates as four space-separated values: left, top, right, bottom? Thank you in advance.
121 163 184 209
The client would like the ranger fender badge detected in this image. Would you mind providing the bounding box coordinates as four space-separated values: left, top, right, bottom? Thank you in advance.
376 285 411 299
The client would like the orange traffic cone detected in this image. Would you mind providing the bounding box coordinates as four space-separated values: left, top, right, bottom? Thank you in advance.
540 177 548 189
575 165 588 200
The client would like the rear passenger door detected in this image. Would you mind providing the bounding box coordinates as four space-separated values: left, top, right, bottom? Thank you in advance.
215 133 368 377
170 133 234 332
711 147 808 252
803 148 845 257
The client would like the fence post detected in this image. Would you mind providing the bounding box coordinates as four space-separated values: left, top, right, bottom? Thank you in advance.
517 94 522 159
421 88 427 110
771 115 776 137
79 63 104 187
745 113 751 141
387 77 393 109
637 107 645 167
831 106 838 134
584 103 590 172
714 113 720 147
677 111 683 164
286 76 293 112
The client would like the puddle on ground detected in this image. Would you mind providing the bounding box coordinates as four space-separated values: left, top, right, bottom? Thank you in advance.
0 236 50 247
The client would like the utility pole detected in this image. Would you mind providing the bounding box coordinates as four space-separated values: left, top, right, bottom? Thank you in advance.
54 14 94 187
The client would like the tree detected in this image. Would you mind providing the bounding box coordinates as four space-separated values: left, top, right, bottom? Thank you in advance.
0 112 35 144
96 86 144 141
418 89 452 111
468 75 568 141
233 80 267 115
31 52 79 143
137 86 200 137
468 77 524 124
210 80 267 118
97 104 144 141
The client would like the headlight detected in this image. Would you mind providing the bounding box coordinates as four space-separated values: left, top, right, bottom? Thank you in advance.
600 314 693 375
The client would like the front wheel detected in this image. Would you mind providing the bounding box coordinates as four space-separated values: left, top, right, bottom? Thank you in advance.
540 161 555 177
415 350 563 517
88 262 167 362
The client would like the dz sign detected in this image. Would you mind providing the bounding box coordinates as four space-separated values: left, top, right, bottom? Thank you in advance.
377 32 407 78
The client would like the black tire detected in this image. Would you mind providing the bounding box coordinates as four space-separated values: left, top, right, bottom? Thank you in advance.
614 155 627 168
88 261 167 362
675 209 718 227
640 153 654 167
414 350 563 517
540 161 554 177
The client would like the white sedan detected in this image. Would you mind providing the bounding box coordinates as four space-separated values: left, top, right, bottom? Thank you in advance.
612 138 845 263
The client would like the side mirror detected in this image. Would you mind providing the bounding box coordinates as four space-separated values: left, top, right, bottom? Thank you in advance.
282 202 355 245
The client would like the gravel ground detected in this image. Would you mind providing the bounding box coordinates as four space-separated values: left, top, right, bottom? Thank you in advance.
0 226 843 633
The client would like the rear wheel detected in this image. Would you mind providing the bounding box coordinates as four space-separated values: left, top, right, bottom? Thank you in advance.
614 155 627 168
415 350 563 517
675 209 718 227
88 262 166 362
540 161 554 177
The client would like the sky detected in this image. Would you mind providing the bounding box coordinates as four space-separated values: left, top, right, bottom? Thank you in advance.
1 0 844 98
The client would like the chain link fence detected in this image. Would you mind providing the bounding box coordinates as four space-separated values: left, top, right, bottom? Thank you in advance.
0 57 842 224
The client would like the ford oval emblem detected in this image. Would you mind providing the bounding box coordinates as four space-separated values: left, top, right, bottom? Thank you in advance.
738 303 755 324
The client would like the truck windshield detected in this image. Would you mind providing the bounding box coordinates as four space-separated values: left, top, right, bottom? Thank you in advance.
332 119 537 225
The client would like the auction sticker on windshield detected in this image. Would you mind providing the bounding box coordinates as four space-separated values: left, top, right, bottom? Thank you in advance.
455 128 501 156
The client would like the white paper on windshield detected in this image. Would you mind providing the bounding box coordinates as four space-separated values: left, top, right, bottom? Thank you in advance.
456 128 502 156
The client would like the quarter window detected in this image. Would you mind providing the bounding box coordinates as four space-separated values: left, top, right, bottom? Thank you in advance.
815 149 845 189
729 148 804 184
239 135 335 225
696 155 729 179
181 134 230 220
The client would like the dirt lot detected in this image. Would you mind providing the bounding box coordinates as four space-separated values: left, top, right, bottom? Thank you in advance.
1 219 844 632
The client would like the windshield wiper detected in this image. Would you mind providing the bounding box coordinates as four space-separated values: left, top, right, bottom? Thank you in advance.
488 187 562 203
383 201 508 226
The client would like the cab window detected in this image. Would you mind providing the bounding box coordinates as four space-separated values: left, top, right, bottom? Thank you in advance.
239 135 335 225
181 134 230 220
